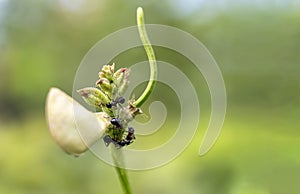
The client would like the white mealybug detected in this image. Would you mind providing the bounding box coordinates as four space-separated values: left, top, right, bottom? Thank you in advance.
46 87 110 156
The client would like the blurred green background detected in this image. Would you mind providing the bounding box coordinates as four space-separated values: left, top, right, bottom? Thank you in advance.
1 0 300 194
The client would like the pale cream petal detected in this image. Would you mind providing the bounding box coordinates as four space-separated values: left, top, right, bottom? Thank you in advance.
46 87 110 156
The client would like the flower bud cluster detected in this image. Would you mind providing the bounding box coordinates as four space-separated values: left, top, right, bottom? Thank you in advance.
77 64 141 148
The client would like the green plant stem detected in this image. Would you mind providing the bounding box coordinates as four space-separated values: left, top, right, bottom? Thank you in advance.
110 146 132 194
110 7 155 194
134 7 157 108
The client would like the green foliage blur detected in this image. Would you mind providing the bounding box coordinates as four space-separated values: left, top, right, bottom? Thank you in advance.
0 0 300 193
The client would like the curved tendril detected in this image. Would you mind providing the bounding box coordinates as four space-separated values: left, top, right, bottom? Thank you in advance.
134 7 157 108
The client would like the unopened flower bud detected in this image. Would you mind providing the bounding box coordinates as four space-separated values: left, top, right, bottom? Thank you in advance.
99 64 114 82
77 87 110 108
113 68 130 96
96 78 112 93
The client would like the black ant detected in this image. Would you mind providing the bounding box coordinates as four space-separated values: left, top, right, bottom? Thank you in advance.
110 118 123 129
103 127 136 147
106 96 125 108
103 135 117 147
126 127 136 141
116 127 136 146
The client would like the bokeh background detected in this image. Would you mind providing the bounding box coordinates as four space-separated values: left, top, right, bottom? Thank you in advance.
1 0 300 193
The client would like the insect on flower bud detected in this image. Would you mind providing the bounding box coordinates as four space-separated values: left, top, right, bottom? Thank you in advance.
110 118 123 129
